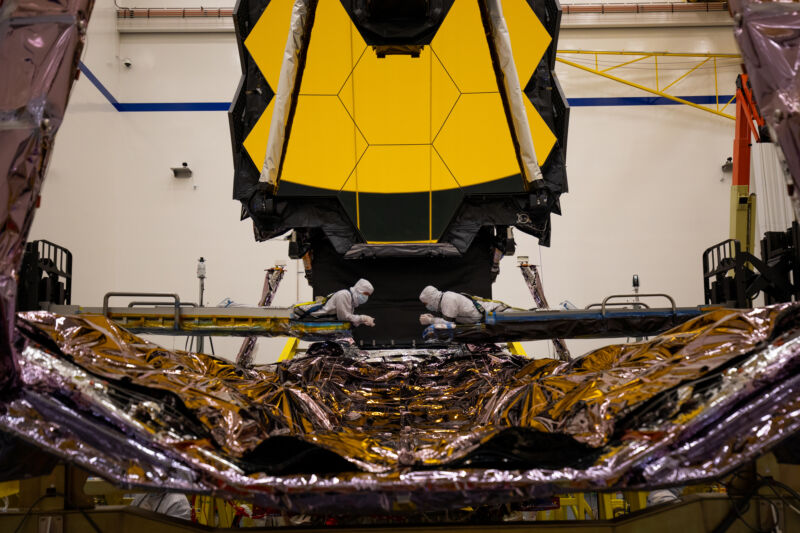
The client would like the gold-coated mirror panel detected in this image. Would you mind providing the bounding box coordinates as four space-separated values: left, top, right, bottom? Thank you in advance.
280 95 367 190
342 145 462 195
525 97 557 164
430 55 461 141
434 93 520 187
430 0 497 93
243 99 276 171
339 49 459 145
500 0 552 86
299 0 366 95
244 0 294 89
355 146 430 194
431 148 460 190
342 53 431 145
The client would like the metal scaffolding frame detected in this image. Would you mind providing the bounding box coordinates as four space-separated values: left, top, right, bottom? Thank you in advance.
556 50 741 120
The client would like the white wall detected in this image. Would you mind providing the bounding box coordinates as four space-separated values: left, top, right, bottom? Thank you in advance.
30 1 740 361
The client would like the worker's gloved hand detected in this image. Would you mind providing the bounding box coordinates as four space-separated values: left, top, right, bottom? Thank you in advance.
419 313 435 325
360 315 376 327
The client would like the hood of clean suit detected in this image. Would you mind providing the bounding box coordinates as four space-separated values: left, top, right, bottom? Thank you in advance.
419 286 442 308
352 279 374 295
350 279 374 306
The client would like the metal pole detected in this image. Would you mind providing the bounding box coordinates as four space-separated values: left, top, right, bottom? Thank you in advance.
235 265 286 368
632 275 642 342
197 257 205 353
517 257 571 361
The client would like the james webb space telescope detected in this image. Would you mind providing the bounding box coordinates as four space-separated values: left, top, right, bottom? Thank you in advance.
5 0 800 522
229 0 572 345
225 0 706 347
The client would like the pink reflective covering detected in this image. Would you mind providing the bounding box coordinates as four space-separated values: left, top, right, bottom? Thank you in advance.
0 0 93 393
731 0 800 216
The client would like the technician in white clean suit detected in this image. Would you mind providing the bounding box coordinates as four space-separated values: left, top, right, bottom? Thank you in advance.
130 492 192 520
292 279 376 327
418 285 511 325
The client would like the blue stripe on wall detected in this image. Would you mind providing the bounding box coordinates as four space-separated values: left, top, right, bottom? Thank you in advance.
78 61 735 113
79 61 230 112
78 62 120 110
116 102 231 112
568 95 734 107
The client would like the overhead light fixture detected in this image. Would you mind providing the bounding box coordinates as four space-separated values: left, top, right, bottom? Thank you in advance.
171 162 192 178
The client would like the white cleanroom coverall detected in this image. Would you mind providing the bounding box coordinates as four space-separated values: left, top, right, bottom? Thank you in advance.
130 493 192 520
418 286 508 325
306 278 376 327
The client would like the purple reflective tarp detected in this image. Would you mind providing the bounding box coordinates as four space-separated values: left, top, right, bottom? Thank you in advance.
0 0 93 394
732 0 800 216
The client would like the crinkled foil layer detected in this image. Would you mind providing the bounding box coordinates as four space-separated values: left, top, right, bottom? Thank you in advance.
0 0 94 393
3 305 800 513
731 0 800 217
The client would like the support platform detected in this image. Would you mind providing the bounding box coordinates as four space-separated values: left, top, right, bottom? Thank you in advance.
41 303 715 345
426 306 713 343
42 303 349 339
